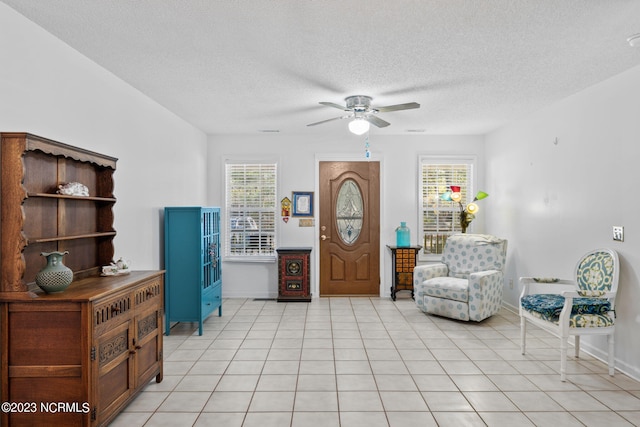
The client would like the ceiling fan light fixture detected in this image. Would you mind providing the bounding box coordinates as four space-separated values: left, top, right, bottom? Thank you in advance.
348 119 370 135
308 94 418 131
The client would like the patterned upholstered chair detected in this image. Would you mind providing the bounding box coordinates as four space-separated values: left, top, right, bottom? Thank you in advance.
413 234 507 322
519 248 619 381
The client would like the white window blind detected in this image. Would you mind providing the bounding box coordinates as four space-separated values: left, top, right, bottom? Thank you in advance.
225 162 277 259
419 158 475 257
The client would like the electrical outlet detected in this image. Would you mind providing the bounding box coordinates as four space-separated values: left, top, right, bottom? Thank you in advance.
613 226 624 242
509 278 514 289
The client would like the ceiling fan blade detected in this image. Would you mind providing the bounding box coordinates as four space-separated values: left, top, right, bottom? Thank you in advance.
319 101 349 111
307 115 348 127
375 102 420 113
364 115 390 128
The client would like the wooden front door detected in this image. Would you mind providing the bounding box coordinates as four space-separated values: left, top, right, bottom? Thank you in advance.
319 161 380 296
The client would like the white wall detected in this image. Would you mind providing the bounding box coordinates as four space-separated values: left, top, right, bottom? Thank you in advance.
485 64 640 379
6 0 637 380
207 133 484 299
0 3 208 270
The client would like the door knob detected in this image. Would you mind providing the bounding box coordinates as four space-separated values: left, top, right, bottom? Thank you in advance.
321 235 328 241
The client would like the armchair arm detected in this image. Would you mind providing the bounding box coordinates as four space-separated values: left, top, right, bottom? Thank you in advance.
471 270 502 280
468 270 504 321
520 277 575 286
413 263 448 287
519 277 574 299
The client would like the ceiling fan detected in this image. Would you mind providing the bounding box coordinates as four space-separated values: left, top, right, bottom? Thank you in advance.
307 95 420 134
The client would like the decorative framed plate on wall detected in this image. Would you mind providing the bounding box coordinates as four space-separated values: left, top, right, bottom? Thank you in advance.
292 191 314 217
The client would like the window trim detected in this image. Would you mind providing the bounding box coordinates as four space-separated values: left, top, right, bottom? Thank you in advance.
417 155 478 261
224 159 278 262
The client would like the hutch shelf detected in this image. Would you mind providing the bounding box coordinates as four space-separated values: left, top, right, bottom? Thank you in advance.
0 133 164 426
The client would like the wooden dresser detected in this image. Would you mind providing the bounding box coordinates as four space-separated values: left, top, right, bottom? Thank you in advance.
0 133 164 426
2 272 164 426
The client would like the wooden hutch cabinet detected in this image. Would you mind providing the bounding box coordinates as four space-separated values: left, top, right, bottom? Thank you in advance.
0 133 164 426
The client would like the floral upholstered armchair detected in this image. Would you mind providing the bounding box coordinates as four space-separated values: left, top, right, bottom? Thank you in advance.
519 248 619 381
414 234 507 322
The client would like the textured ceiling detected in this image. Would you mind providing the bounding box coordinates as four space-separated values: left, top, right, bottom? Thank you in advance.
3 0 640 136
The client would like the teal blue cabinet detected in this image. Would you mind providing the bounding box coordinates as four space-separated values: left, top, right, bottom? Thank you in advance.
164 207 222 335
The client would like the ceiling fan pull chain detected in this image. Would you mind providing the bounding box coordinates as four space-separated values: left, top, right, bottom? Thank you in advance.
364 134 371 159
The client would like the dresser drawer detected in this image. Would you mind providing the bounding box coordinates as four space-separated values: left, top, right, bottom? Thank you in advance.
202 283 221 317
133 276 163 312
94 292 134 334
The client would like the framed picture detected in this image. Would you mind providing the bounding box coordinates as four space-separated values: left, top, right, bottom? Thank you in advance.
292 191 314 217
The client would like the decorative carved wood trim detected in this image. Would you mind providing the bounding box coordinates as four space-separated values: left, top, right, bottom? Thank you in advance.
138 313 158 340
99 332 128 366
135 279 161 305
1 135 28 292
6 133 118 169
94 296 131 326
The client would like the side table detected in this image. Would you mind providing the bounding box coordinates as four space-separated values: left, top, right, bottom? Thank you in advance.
276 247 312 302
387 245 422 301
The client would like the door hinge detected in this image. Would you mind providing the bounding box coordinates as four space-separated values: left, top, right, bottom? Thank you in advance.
91 406 97 421
90 346 96 361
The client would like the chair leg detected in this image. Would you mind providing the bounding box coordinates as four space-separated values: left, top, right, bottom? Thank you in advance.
560 335 568 382
608 333 615 376
574 335 580 358
520 316 527 355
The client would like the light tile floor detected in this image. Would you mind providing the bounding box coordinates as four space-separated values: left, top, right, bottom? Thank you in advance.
110 297 640 427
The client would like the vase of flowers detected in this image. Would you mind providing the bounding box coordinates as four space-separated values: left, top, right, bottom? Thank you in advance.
441 187 489 233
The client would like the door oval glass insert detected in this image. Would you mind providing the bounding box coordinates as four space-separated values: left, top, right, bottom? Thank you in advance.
336 179 364 245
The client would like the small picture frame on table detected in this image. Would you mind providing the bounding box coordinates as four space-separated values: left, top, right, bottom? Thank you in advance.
292 191 314 217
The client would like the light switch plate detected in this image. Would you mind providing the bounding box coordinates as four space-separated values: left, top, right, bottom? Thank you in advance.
613 226 624 242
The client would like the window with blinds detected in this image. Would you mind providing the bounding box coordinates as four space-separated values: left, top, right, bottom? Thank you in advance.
419 157 475 257
225 162 277 259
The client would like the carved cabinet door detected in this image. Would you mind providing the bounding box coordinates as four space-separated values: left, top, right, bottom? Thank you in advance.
94 318 135 422
134 303 163 386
